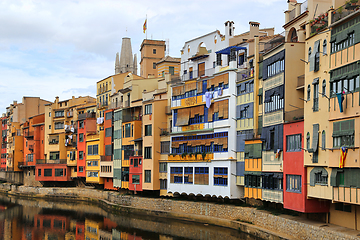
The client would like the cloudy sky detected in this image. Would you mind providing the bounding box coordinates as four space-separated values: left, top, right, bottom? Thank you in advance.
0 0 288 112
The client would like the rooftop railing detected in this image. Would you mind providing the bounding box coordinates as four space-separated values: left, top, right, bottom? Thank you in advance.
331 2 360 24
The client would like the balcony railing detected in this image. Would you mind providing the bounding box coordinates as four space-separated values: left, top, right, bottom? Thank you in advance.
109 102 122 110
181 68 215 82
36 159 67 164
289 8 296 22
18 162 25 168
78 112 96 120
24 131 34 138
124 100 130 108
297 75 305 89
65 125 77 133
284 108 304 122
331 2 360 24
160 128 171 136
165 106 172 115
122 115 142 123
263 32 285 53
237 68 254 82
67 111 73 117
98 102 108 109
310 14 328 35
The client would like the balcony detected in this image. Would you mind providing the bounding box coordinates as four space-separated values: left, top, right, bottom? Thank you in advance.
24 131 34 139
263 32 285 53
66 111 73 118
160 128 171 136
100 155 113 161
78 112 96 120
331 2 360 25
165 106 172 115
98 102 108 109
29 145 34 152
296 75 305 89
18 162 25 168
36 159 67 164
237 68 253 82
284 108 304 122
49 138 59 145
181 68 215 82
310 14 329 36
65 125 77 133
168 153 213 162
122 114 142 123
287 0 308 23
124 100 130 108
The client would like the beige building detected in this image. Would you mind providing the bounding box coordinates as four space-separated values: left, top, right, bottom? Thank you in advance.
140 39 166 78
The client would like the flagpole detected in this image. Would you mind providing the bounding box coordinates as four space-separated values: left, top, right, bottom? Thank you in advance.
146 15 147 40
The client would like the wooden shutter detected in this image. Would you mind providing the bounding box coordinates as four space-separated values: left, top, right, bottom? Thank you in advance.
312 124 319 152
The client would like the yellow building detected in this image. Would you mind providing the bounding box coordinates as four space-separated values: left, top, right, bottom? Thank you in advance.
85 131 104 184
156 56 180 77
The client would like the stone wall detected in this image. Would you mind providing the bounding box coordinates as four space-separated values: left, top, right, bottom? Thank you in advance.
0 184 357 240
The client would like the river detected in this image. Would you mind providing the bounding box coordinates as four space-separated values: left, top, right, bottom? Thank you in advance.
0 194 262 240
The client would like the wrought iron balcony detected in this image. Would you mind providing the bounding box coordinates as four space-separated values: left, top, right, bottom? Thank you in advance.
331 2 360 25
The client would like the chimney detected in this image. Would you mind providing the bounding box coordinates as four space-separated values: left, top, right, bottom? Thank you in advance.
55 96 59 104
224 21 235 39
249 21 260 39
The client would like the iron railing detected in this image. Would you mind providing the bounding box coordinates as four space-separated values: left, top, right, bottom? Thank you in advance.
297 75 305 88
181 67 215 82
78 112 96 120
284 108 304 122
36 159 67 164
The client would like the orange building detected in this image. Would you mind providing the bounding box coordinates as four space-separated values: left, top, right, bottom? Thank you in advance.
140 39 166 78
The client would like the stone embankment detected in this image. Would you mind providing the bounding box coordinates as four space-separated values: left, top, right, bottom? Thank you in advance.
0 184 358 240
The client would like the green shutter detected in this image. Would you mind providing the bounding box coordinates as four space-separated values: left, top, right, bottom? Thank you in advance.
253 143 262 159
330 168 338 187
258 62 263 79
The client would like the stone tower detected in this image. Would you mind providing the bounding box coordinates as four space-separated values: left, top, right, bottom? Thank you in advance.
115 37 138 75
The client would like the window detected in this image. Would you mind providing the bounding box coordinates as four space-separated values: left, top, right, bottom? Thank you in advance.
313 82 319 111
124 124 131 138
144 147 152 159
153 49 156 54
87 145 99 155
145 170 151 183
144 104 152 115
160 179 167 189
153 62 156 69
266 59 284 78
264 93 283 113
105 127 112 137
315 171 328 185
321 131 326 149
38 169 41 176
214 167 228 186
169 66 175 75
161 141 170 154
240 107 248 119
87 171 98 177
307 85 311 101
49 152 59 160
333 119 355 147
54 111 64 117
245 175 261 188
170 167 183 183
335 202 351 212
286 134 301 152
79 120 84 129
132 175 140 184
79 133 84 142
55 169 64 177
306 132 310 150
105 111 112 120
44 169 52 177
323 39 327 55
286 175 301 193
194 167 209 185
79 166 83 172
114 129 121 139
54 122 64 130
145 125 152 136
322 80 326 96
159 162 167 172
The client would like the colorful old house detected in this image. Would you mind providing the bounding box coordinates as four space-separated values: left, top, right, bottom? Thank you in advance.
1 116 7 171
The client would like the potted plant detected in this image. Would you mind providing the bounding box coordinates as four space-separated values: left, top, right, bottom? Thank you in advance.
351 0 358 6
201 152 207 160
181 152 187 159
346 1 352 9
338 6 344 14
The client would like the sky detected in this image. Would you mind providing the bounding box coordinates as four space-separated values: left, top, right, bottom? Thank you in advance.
0 0 288 113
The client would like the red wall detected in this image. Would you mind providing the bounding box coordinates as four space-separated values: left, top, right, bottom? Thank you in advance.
77 120 86 177
35 164 70 181
1 118 7 171
129 156 143 192
283 121 329 213
104 178 118 190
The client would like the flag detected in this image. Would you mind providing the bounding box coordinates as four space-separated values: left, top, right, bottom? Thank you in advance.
339 146 348 168
275 149 281 159
143 19 147 33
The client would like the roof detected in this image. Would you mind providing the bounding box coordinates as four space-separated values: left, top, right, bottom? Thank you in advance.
157 56 181 64
246 34 282 43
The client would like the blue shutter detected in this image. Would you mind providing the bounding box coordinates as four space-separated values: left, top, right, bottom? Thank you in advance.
236 105 241 119
236 162 245 176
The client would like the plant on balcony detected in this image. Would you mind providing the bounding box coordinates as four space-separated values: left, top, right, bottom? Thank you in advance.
338 6 343 14
189 152 194 158
201 152 207 160
181 152 188 159
351 0 358 4
160 130 169 136
346 1 352 9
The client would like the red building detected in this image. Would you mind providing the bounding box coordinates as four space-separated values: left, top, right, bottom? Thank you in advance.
283 120 329 213
22 114 45 169
75 222 85 240
129 156 142 192
77 111 96 178
0 117 7 171
35 164 71 182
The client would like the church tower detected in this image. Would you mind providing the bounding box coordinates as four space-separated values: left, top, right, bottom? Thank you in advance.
115 37 138 75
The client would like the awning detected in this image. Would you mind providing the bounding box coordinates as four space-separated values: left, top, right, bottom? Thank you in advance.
216 46 247 55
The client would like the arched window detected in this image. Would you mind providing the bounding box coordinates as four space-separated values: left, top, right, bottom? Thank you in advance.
322 130 326 149
307 85 311 101
306 132 310 150
323 39 327 55
322 80 326 96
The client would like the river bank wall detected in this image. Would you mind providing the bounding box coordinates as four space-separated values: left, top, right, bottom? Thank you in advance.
0 184 357 240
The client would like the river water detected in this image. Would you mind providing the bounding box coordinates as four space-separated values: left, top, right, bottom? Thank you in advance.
0 194 262 240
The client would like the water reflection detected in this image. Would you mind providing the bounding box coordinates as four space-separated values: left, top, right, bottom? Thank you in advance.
0 194 260 240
